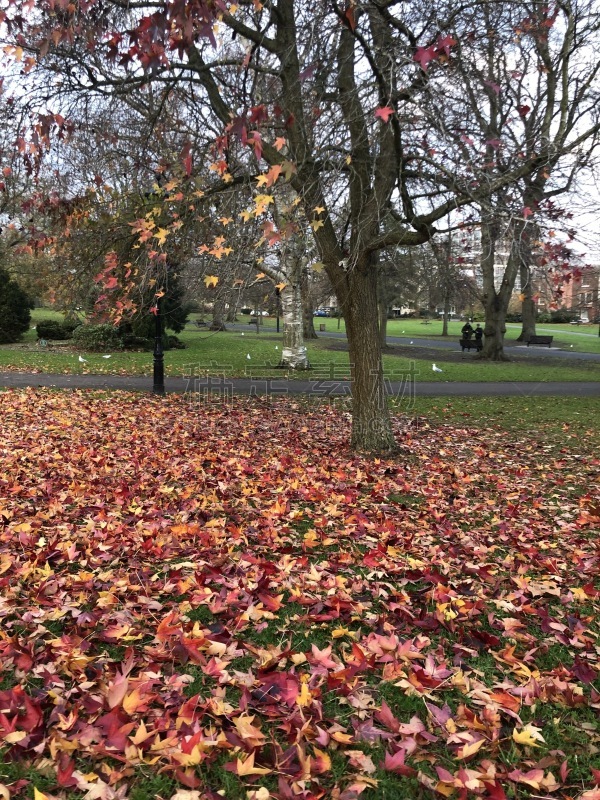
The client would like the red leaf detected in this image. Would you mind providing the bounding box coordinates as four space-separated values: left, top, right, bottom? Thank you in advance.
374 106 394 123
382 749 416 777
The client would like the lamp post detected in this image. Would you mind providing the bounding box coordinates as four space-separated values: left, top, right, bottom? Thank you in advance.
276 287 281 333
153 298 165 395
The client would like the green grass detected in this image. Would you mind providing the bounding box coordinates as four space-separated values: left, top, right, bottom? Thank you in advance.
402 396 600 449
1 309 598 382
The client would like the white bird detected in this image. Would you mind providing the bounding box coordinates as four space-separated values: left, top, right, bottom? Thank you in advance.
275 345 279 349
570 344 573 348
102 354 111 358
402 330 405 333
432 363 443 373
246 353 251 359
241 333 244 336
78 355 87 363
410 340 414 345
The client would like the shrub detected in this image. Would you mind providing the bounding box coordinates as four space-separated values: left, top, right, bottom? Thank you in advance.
61 319 82 338
72 323 123 352
36 319 68 340
167 335 186 350
0 269 34 344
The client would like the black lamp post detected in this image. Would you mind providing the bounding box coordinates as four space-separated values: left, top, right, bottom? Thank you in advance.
153 298 165 395
276 287 281 333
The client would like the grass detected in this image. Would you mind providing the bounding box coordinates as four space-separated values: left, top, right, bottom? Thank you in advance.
402 396 600 448
0 309 598 382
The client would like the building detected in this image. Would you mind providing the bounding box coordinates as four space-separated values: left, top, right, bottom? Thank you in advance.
561 265 600 322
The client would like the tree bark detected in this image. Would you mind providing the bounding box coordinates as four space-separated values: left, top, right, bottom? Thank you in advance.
441 288 451 336
378 299 388 349
343 266 396 452
479 215 522 360
210 295 227 331
517 261 537 342
301 270 318 339
280 277 309 369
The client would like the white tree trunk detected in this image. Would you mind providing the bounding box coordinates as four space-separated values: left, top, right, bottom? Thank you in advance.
280 271 309 368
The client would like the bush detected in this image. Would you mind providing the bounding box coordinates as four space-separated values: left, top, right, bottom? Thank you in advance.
0 269 34 344
72 324 123 352
62 319 82 338
167 335 186 350
536 312 552 324
550 309 579 323
36 319 68 340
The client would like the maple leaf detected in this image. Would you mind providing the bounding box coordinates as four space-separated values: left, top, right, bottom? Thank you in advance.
311 219 324 232
274 137 287 151
512 725 545 747
229 751 272 776
204 275 219 288
154 228 169 245
414 45 437 71
374 106 394 123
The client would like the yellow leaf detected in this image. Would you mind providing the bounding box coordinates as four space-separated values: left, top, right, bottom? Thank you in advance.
297 680 313 707
34 790 51 800
275 282 286 291
513 725 545 747
311 219 324 232
255 272 266 279
236 751 272 776
219 217 233 226
123 688 143 715
314 206 325 214
5 730 28 744
518 293 526 302
456 738 485 759
154 227 169 245
312 261 325 273
204 275 219 288
256 174 269 187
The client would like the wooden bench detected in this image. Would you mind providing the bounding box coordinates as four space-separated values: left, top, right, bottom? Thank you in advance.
459 338 483 352
526 335 553 347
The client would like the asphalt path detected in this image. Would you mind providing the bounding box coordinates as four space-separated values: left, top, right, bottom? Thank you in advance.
1 372 599 397
229 322 600 362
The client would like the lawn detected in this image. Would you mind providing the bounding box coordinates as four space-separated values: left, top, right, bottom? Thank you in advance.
1 311 598 383
0 390 599 800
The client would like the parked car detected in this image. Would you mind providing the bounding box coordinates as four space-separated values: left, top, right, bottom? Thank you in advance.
313 309 329 317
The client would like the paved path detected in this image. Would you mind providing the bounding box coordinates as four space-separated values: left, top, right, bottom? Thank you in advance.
1 372 599 397
228 323 600 362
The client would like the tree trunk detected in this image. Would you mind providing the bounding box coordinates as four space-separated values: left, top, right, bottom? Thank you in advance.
441 288 451 336
343 267 396 452
279 278 309 369
481 296 509 360
210 296 227 331
517 263 537 342
479 214 522 361
378 298 388 349
302 270 318 339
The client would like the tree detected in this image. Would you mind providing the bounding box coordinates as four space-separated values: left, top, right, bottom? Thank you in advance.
10 0 599 447
0 267 34 343
415 0 600 359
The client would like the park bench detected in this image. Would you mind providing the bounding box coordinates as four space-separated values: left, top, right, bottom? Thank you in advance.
459 338 483 352
526 335 553 347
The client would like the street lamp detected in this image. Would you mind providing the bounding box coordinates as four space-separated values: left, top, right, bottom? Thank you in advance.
276 286 281 333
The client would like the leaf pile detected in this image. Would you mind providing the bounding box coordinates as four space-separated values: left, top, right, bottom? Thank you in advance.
0 390 599 800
